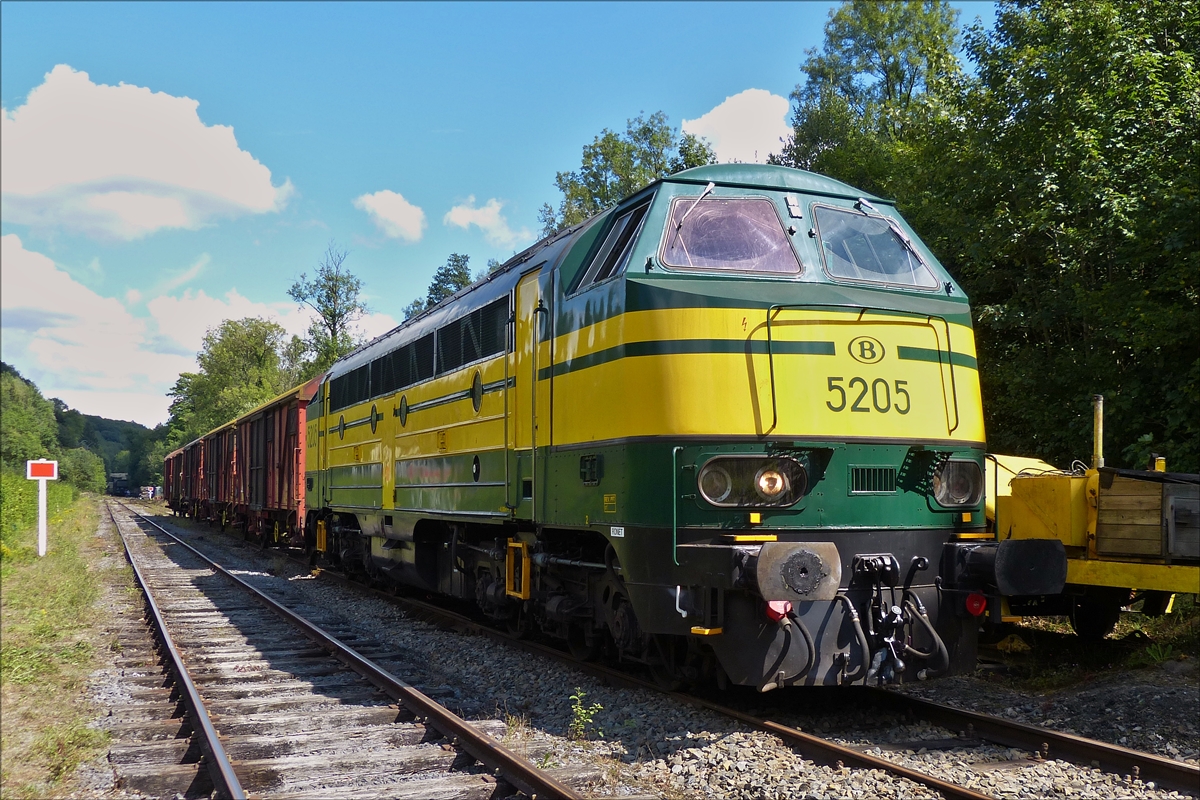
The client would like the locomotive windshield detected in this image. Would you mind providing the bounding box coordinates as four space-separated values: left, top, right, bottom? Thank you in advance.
814 205 938 289
661 197 800 274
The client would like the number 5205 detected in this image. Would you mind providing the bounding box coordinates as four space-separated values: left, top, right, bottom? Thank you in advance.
826 377 910 415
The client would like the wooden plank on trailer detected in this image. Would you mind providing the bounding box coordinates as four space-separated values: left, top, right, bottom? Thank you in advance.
1097 522 1162 539
1097 540 1163 556
1103 476 1163 496
1097 526 1164 555
1098 495 1162 511
1099 508 1166 525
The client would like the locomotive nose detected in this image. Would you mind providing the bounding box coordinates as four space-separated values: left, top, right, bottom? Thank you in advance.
746 541 843 603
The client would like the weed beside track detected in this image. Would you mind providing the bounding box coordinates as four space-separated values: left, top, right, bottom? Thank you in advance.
0 490 132 797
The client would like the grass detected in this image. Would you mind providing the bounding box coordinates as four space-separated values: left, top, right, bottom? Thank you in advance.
980 593 1200 691
0 490 124 797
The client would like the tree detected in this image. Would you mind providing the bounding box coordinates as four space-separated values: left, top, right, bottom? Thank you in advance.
771 0 960 194
59 447 106 493
165 317 300 446
403 253 475 320
0 363 59 469
539 112 716 236
288 242 368 372
897 0 1199 470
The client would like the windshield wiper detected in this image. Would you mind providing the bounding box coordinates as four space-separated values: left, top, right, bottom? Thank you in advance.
668 181 716 254
854 197 879 215
676 182 715 230
884 218 920 258
856 197 920 259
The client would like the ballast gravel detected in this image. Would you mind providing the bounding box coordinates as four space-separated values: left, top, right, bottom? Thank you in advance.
82 511 1199 799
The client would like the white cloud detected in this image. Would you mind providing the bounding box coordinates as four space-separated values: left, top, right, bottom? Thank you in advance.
354 189 426 241
154 253 210 295
682 89 792 164
146 288 310 357
442 195 532 248
1 234 192 422
0 234 397 426
1 64 292 240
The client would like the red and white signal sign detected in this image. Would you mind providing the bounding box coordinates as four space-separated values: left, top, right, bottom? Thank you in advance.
27 459 58 480
26 460 58 557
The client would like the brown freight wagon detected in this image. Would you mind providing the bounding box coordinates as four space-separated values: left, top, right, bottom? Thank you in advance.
180 436 206 519
164 448 184 511
161 376 323 543
202 422 237 527
233 376 323 545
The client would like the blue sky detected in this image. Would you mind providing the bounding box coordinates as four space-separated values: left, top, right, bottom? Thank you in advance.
1 1 996 426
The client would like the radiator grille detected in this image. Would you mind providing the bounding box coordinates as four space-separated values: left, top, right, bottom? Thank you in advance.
851 466 897 494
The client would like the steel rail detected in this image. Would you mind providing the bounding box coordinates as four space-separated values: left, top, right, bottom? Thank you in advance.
866 687 1200 794
119 503 581 800
106 503 246 800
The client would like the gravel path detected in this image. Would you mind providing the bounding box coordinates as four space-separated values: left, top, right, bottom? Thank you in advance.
83 511 1200 799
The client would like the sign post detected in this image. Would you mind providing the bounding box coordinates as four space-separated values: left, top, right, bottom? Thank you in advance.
26 460 59 557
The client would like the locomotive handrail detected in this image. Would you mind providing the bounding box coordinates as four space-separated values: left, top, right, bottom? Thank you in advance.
672 446 683 566
764 303 960 434
531 296 548 523
502 306 516 512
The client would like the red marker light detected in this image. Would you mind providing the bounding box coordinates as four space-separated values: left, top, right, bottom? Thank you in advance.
965 592 988 617
766 600 792 621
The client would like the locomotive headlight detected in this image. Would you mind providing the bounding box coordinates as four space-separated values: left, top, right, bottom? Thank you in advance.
931 459 983 507
755 467 788 501
698 457 807 508
698 463 734 503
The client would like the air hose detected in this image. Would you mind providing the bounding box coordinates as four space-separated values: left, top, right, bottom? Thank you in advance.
902 594 950 679
834 593 872 683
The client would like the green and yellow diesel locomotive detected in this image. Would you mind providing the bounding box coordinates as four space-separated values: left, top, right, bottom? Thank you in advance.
178 164 1068 689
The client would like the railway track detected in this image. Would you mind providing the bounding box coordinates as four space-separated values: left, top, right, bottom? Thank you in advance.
105 502 586 799
131 505 1200 799
295 555 1198 797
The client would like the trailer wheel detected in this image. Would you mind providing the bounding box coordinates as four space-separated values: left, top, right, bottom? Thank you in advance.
1138 590 1172 617
1070 596 1121 641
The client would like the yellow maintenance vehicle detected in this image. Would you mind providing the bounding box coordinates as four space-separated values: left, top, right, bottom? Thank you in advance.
985 396 1200 639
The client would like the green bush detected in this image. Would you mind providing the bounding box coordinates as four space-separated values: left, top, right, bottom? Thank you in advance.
59 448 106 493
1 470 77 560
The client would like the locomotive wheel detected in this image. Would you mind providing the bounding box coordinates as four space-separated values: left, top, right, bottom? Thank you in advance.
1070 597 1121 641
506 610 529 639
567 626 597 661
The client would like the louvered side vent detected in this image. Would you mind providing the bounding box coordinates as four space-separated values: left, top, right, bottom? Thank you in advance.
851 466 897 494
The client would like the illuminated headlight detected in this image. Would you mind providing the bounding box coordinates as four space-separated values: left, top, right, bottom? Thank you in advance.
698 457 807 508
755 467 788 501
931 459 983 507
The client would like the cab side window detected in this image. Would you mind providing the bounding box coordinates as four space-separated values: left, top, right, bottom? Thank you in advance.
570 202 650 293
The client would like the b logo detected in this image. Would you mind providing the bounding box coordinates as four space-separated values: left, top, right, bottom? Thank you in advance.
849 336 885 364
